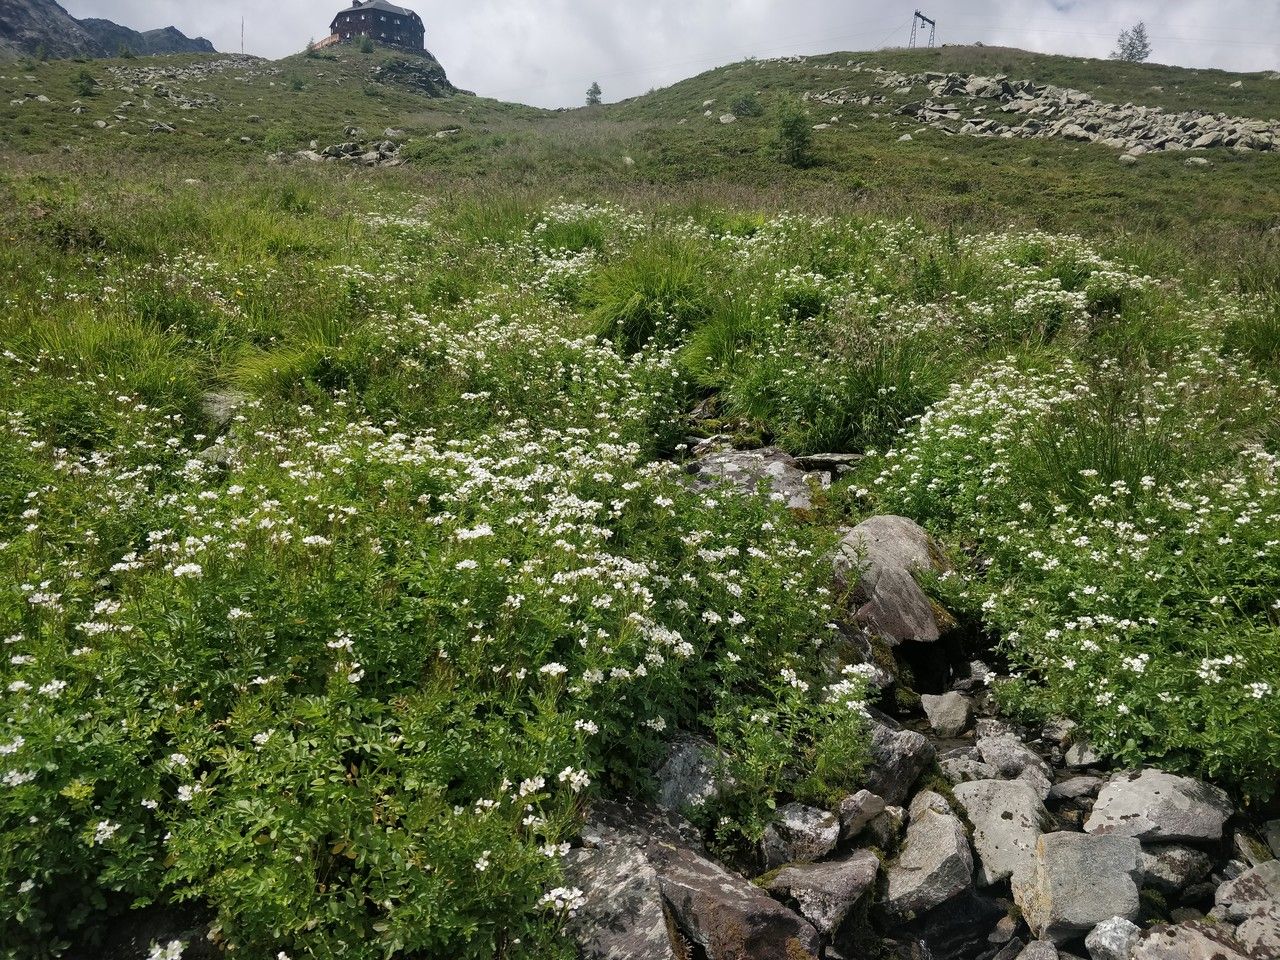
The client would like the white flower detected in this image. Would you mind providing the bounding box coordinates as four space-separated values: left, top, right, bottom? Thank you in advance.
18 879 34 894
177 784 202 803
455 524 494 541
0 737 24 756
38 680 67 698
145 940 184 960
475 850 491 871
539 662 568 677
92 820 120 845
172 563 203 579
227 608 252 621
558 766 591 793
252 731 273 748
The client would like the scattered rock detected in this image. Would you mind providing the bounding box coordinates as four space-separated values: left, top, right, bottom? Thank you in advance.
978 732 1053 799
953 779 1052 886
764 850 879 935
922 691 972 738
865 805 907 848
1018 942 1060 960
1065 741 1102 769
837 789 886 841
1131 922 1251 960
1139 845 1213 894
719 113 737 124
1087 916 1142 960
865 718 935 805
761 803 841 869
884 804 974 918
1085 770 1233 843
1015 832 1142 943
834 516 949 646
898 133 914 141
691 446 819 511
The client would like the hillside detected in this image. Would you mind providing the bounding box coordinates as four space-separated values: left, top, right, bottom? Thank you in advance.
1 40 1279 960
0 0 213 60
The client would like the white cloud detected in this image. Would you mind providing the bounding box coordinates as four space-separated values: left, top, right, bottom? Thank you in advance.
59 0 1280 108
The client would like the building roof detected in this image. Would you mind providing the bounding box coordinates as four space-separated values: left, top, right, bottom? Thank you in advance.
332 0 421 20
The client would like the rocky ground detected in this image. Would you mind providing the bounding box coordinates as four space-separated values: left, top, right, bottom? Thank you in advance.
806 65 1280 158
563 444 1280 960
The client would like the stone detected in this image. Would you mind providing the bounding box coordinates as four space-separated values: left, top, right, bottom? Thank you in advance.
764 850 879 935
718 113 736 124
691 446 817 511
761 803 841 869
1066 741 1102 768
942 756 1000 785
1119 155 1138 165
1131 922 1251 960
834 516 948 646
1185 157 1211 167
1235 910 1280 959
1139 845 1212 894
837 789 886 841
978 733 1053 799
865 718 935 804
1087 917 1142 960
865 806 907 848
563 843 681 960
1235 830 1275 868
653 843 821 960
1264 821 1280 859
1049 777 1103 801
1014 832 1142 943
1019 943 1060 960
899 133 914 141
655 735 724 814
1085 770 1232 843
953 779 1052 886
922 692 972 738
909 790 953 819
884 807 975 918
897 887 1006 960
1215 861 1280 922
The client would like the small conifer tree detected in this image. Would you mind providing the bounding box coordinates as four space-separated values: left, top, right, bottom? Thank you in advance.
1111 22 1153 63
586 82 602 106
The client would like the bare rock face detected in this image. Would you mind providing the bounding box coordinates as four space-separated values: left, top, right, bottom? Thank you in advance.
884 805 975 919
865 717 935 805
1085 770 1233 843
953 779 1053 886
1014 832 1142 943
834 516 949 645
760 802 841 869
764 850 880 935
1131 922 1253 960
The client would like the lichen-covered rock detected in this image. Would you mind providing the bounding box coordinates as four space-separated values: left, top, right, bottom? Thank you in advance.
691 446 819 511
765 850 879 935
1216 861 1280 922
922 691 973 738
655 735 725 814
1139 846 1212 894
761 802 841 869
866 717 935 804
1131 922 1252 960
834 516 949 645
1086 770 1233 843
953 779 1052 886
1086 916 1142 960
563 843 681 960
837 789 885 842
884 806 975 918
1014 832 1142 943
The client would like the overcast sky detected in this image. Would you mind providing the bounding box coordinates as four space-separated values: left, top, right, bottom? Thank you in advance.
60 1 1280 108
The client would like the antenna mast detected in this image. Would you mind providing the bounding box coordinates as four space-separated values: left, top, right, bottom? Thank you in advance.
241 17 245 54
909 10 937 49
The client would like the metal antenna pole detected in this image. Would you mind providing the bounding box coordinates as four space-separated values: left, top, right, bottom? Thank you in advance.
241 17 245 54
910 10 937 49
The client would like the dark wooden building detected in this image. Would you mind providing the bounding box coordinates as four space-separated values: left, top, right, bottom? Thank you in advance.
329 0 425 53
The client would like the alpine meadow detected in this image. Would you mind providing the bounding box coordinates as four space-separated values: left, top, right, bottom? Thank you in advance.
1 17 1279 960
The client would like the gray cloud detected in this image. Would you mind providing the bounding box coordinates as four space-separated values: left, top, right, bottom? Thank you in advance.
59 0 1280 108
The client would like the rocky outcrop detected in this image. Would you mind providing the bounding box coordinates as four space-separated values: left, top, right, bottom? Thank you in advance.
1085 770 1233 842
808 66 1279 155
1014 832 1142 942
764 850 879 935
690 445 822 511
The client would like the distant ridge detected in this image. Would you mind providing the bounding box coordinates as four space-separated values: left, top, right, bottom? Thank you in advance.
0 0 215 60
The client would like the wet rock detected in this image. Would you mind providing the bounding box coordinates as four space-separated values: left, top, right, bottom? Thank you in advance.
764 849 879 935
1131 922 1251 960
1139 846 1213 894
922 691 973 738
1085 770 1233 843
692 446 818 511
837 789 885 841
866 718 935 804
834 516 949 645
1015 832 1142 943
761 803 841 869
953 779 1052 886
655 735 725 814
1086 916 1142 960
884 805 974 918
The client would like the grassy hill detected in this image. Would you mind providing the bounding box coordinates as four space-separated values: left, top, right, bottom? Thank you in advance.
1 41 1278 960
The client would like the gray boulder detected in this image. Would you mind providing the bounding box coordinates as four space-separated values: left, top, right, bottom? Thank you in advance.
978 733 1053 799
1014 832 1142 942
1087 916 1142 960
834 516 948 645
1235 910 1280 960
837 789 886 841
1131 922 1251 960
953 779 1052 886
761 803 841 869
866 718 935 805
922 691 973 738
884 806 975 918
1139 846 1212 894
1085 770 1233 842
655 735 725 814
1050 777 1104 801
564 843 681 960
1019 943 1060 960
1215 861 1280 922
692 447 818 511
1264 821 1280 859
764 850 879 935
